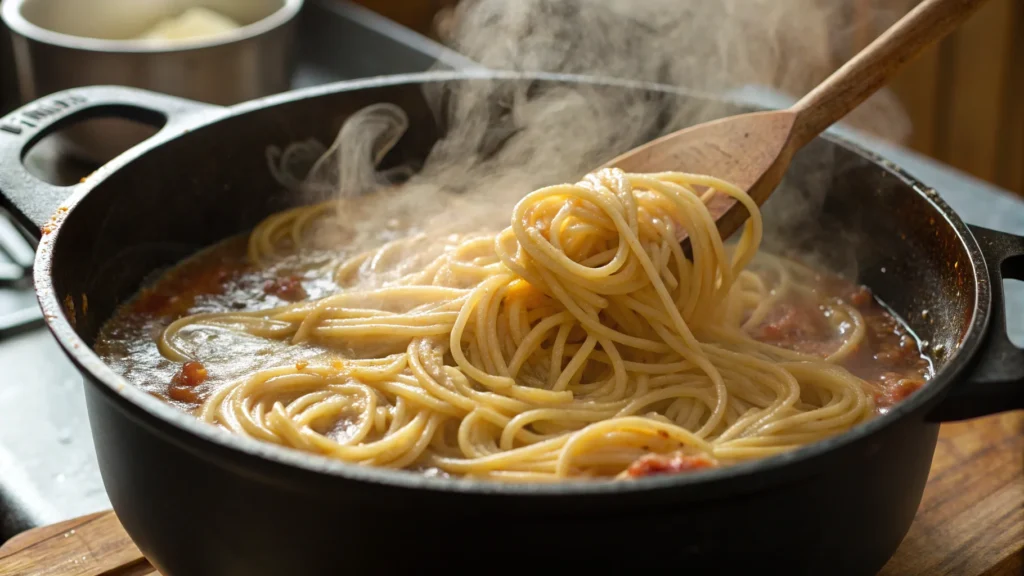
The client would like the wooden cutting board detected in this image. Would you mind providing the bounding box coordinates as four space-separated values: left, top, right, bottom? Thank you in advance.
1 412 1021 576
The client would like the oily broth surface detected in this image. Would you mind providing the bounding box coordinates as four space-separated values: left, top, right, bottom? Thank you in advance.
95 228 933 419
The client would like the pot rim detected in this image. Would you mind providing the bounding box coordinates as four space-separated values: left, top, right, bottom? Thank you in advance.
0 0 303 54
31 70 991 497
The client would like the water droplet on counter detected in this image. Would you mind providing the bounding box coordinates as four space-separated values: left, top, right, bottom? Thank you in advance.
57 428 73 444
54 473 66 483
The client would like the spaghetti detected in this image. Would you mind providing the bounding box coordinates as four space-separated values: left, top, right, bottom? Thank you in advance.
148 167 885 481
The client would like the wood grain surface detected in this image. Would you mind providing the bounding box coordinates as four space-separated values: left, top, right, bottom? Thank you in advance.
879 411 1024 575
1 413 1021 576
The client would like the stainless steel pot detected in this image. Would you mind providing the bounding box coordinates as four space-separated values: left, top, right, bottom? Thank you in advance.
1 0 302 163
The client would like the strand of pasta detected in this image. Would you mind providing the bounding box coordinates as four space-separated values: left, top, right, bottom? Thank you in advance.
162 167 873 480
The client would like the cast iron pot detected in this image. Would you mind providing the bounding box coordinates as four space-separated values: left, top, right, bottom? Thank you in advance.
0 71 1022 576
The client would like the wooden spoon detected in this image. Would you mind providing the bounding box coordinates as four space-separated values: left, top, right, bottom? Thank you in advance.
602 0 989 241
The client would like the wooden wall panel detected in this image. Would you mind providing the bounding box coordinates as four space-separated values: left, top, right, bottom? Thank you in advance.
888 43 942 158
996 0 1024 194
850 0 1023 196
937 0 1015 184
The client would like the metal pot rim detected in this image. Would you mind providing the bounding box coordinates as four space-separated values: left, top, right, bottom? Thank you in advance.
29 70 992 497
1 0 304 54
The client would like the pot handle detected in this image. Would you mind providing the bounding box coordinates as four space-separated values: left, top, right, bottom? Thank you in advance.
929 224 1024 421
0 86 221 235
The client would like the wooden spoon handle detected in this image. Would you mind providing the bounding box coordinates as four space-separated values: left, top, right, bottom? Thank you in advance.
789 0 988 147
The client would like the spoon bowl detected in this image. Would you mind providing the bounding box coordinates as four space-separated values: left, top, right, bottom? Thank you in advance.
602 0 988 242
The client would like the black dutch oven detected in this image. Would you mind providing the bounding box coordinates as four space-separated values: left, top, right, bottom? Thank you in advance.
0 71 1022 576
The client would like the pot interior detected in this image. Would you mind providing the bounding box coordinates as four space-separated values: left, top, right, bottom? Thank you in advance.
48 75 977 376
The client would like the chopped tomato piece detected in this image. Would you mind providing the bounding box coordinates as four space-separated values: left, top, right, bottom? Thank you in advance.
848 285 873 307
626 452 715 478
168 384 201 403
874 378 924 409
264 275 307 301
172 361 208 387
752 303 828 344
168 361 207 404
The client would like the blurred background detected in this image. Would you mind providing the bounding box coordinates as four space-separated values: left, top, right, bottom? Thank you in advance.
343 0 1024 197
7 0 1017 195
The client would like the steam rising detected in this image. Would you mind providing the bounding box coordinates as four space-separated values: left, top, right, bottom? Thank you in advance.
269 0 912 274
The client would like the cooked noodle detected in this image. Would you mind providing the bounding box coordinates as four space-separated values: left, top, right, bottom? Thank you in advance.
155 167 875 481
